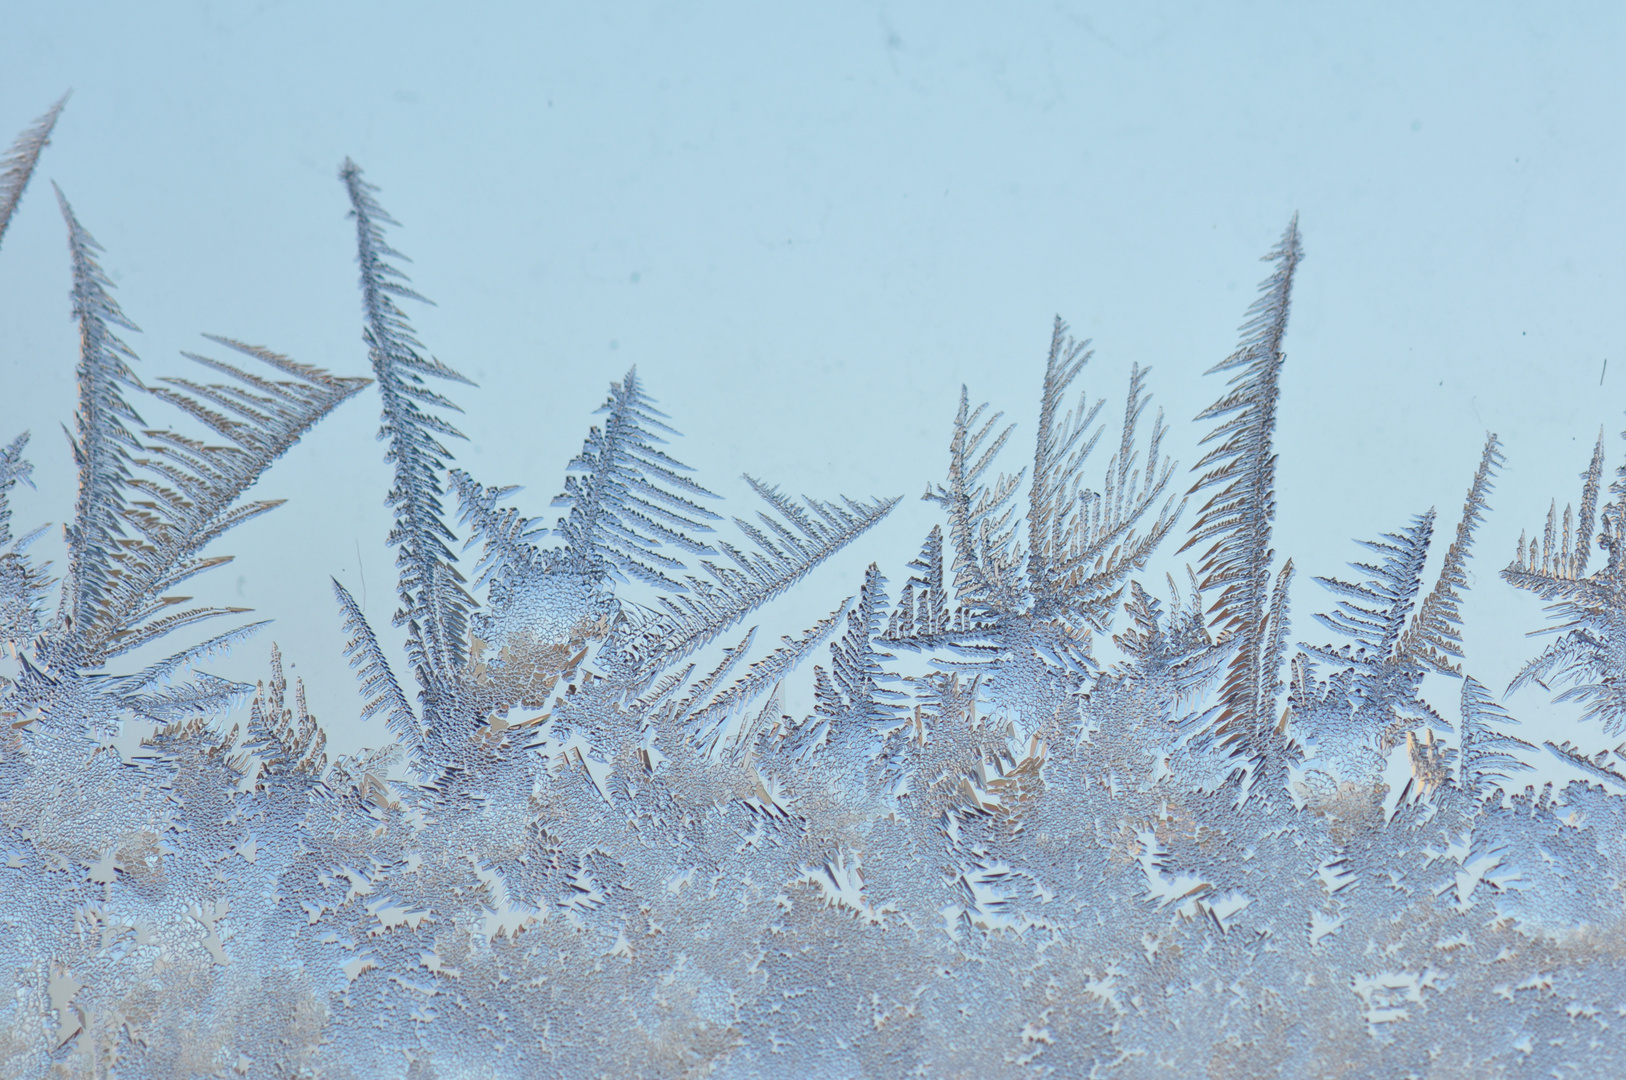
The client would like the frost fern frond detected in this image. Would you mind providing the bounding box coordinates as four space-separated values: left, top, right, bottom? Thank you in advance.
689 600 850 759
1027 328 1183 636
0 432 34 538
44 198 357 675
882 526 955 645
675 627 757 721
1454 677 1532 800
76 339 366 667
813 564 904 737
1542 737 1626 791
552 367 722 590
240 644 329 782
0 94 66 250
925 387 1024 618
1399 433 1503 674
1179 215 1303 759
1502 428 1626 733
610 480 897 680
120 620 271 697
49 186 147 668
341 159 474 700
1308 513 1434 660
122 670 254 725
450 469 547 594
332 576 423 767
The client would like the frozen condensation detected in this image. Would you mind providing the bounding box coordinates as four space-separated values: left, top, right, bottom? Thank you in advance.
3 98 1625 1078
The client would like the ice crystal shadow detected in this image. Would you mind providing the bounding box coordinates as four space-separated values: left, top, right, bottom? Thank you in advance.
3 99 1625 1079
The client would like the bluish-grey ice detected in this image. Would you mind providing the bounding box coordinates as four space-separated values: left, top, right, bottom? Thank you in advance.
3 72 1625 1076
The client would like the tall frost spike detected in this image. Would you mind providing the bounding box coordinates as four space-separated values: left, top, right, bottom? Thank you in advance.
0 95 66 251
1180 215 1302 760
1398 433 1503 674
342 160 474 698
553 367 722 590
50 186 147 667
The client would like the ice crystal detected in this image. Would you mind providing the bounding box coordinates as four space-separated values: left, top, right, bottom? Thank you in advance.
4 100 1626 1078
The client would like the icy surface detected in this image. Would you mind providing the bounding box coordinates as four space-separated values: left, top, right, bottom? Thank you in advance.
3 100 1626 1078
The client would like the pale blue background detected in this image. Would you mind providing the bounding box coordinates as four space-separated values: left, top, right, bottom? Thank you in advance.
2 3 1622 781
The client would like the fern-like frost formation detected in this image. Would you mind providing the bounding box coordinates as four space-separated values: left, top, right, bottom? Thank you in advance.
3 101 1626 1079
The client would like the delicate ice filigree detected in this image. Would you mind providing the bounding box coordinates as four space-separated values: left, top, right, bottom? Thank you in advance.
4 107 1626 1078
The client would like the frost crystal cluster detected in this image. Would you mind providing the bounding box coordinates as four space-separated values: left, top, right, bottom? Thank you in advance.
3 100 1625 1079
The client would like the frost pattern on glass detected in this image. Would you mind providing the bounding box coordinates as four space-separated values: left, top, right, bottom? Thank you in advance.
4 102 1626 1078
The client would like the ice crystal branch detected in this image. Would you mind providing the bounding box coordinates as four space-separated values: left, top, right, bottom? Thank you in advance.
1398 433 1503 675
552 367 722 590
0 432 32 539
810 563 904 747
883 525 953 643
1542 737 1626 790
925 387 1024 620
49 187 147 668
1112 572 1227 701
609 478 899 681
450 469 547 595
24 190 365 740
689 600 850 758
1181 215 1302 761
913 319 1182 674
117 621 272 700
1307 514 1434 661
332 575 422 764
83 338 367 669
121 669 253 725
1455 677 1533 801
1026 324 1182 636
237 643 329 783
1503 427 1626 732
342 159 474 702
1293 441 1502 781
1299 516 1437 754
0 94 65 251
1026 319 1105 594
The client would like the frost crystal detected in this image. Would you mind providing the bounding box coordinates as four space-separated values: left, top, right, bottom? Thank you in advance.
4 101 1626 1078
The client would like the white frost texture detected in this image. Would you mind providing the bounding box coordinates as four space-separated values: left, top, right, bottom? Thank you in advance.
4 99 1626 1079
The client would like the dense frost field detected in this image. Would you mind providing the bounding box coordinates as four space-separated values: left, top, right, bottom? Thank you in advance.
3 96 1626 1077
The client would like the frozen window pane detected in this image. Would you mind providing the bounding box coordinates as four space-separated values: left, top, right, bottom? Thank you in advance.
3 10 1625 1075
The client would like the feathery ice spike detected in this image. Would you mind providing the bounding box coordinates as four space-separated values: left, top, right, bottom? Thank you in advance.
342 159 475 703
